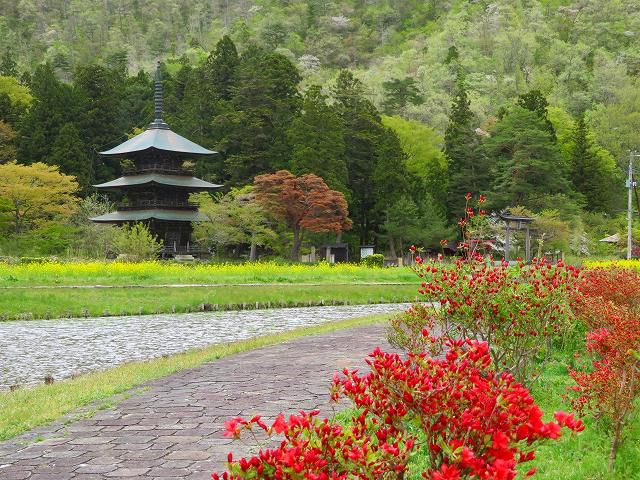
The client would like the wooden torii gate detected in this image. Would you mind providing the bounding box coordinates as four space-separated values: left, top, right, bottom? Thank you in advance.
499 213 534 263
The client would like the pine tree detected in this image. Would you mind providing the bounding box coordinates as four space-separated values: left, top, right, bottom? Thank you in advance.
485 107 570 210
287 85 348 194
517 90 556 140
569 115 614 212
381 77 423 115
444 76 487 221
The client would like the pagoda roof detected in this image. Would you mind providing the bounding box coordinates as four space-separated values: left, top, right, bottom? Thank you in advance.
93 173 221 190
90 209 208 223
99 128 216 157
100 62 216 157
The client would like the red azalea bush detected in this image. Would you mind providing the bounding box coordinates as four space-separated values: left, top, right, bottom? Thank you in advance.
388 255 580 384
575 267 640 312
569 267 640 470
388 195 580 384
212 333 583 480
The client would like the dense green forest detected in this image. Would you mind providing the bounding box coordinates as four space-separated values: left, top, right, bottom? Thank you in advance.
0 0 638 258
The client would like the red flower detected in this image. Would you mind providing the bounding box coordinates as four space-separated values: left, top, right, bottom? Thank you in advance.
271 414 288 434
431 464 461 480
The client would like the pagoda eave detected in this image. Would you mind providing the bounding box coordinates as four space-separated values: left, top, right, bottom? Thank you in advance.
93 174 222 191
99 128 217 157
90 209 208 223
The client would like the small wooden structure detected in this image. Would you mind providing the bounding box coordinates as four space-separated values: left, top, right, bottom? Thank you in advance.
500 213 534 263
317 243 349 263
90 62 221 258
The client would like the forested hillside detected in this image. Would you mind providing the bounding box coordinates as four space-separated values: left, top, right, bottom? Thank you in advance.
0 0 639 258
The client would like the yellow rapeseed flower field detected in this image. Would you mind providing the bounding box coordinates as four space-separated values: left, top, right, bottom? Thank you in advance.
583 259 640 271
0 260 417 287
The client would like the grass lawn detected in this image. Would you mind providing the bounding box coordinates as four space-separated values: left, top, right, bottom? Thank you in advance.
0 283 419 320
0 261 417 287
525 359 640 479
0 312 391 442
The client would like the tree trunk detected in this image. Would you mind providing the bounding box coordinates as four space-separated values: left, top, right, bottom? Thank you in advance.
291 227 302 261
609 421 623 472
388 236 398 260
249 241 257 262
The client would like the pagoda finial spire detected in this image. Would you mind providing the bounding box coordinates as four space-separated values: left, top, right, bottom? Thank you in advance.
149 61 169 130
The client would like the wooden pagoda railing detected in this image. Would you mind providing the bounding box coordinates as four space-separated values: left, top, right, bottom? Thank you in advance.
118 200 199 210
122 164 194 176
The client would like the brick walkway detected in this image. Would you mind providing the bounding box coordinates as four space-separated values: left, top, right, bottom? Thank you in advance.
0 323 394 479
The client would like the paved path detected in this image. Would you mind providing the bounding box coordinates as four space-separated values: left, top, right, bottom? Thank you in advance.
0 323 395 479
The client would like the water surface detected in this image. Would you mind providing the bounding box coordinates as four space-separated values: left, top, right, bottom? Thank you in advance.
0 303 409 389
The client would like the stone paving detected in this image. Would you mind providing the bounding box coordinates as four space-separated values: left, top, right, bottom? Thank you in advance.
0 323 395 479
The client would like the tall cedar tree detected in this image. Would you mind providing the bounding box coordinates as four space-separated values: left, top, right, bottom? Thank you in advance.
119 70 153 135
74 64 126 184
287 85 348 195
174 65 226 182
253 170 352 260
204 35 239 102
332 70 408 245
569 115 613 212
171 36 239 148
383 193 454 259
221 46 301 185
17 64 79 166
444 76 487 222
485 107 571 210
178 37 240 182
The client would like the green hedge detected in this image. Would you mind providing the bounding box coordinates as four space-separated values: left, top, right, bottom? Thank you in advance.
361 253 384 268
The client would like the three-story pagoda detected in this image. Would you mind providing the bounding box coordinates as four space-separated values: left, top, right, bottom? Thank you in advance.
91 63 220 258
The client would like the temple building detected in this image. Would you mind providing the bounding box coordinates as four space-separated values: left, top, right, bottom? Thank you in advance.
91 63 220 258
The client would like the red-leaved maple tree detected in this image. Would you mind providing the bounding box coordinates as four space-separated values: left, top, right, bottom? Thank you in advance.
254 170 352 259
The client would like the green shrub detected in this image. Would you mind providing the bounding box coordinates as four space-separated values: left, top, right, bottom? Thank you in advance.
112 223 162 262
361 253 384 268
